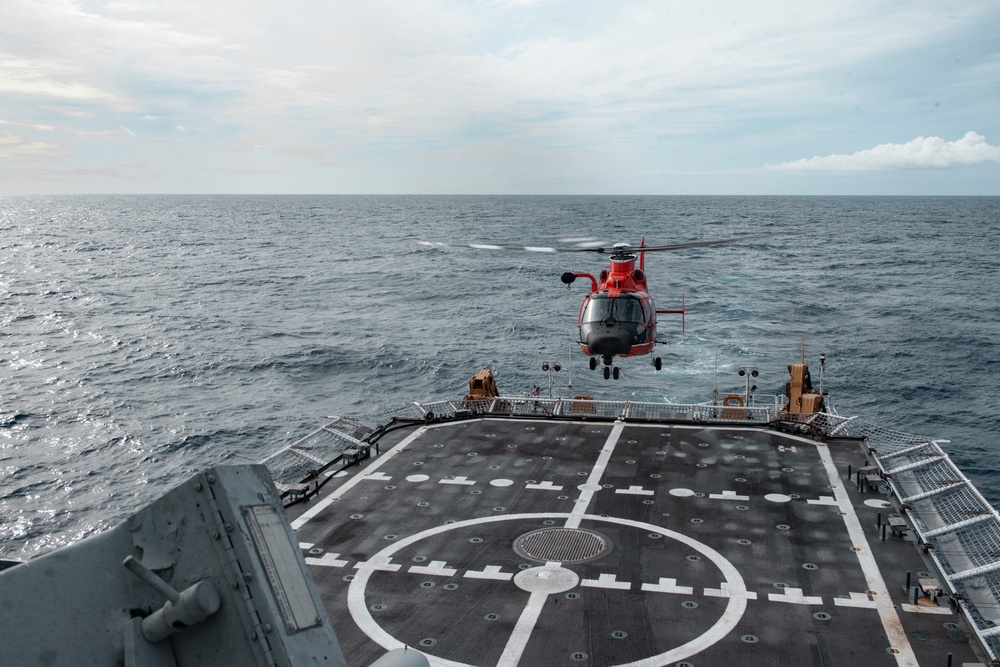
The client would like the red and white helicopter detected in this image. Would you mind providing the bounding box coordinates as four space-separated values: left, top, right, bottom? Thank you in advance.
416 236 751 379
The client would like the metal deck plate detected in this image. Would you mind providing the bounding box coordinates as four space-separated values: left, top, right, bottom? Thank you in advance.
288 418 983 667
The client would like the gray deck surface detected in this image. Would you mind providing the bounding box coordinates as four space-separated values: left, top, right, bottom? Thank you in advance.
287 417 983 666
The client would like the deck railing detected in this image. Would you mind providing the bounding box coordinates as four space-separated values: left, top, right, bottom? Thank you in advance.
411 395 786 424
841 419 1000 661
260 416 367 492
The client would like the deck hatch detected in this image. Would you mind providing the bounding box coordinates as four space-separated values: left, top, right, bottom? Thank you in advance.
515 528 611 563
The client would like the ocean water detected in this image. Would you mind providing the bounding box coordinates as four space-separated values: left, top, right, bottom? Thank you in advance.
1 195 998 559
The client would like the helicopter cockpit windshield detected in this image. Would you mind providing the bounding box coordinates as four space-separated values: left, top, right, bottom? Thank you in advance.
583 293 644 325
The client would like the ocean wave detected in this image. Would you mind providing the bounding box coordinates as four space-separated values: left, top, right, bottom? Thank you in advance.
1 194 998 558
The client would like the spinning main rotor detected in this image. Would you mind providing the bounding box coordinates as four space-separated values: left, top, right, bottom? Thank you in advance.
415 237 752 259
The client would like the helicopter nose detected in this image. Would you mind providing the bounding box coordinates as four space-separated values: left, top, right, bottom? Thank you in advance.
586 329 632 356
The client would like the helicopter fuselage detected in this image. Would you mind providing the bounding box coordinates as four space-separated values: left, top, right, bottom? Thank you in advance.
564 253 658 362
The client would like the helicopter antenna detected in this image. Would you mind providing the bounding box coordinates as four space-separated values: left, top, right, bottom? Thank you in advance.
568 342 573 395
712 348 719 406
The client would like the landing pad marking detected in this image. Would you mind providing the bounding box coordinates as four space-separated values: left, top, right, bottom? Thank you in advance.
768 587 823 605
710 491 749 501
641 578 694 595
306 553 348 568
834 592 878 609
565 422 625 530
409 560 458 576
440 476 476 485
616 485 654 496
464 565 514 581
816 442 918 667
503 563 580 665
582 573 632 590
525 481 562 490
346 512 747 667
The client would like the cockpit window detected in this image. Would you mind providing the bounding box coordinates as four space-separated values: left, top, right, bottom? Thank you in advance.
583 294 643 324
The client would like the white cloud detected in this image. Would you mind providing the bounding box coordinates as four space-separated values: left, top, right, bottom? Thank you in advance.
0 118 119 138
0 52 119 102
768 132 1000 172
1 0 998 193
0 131 72 160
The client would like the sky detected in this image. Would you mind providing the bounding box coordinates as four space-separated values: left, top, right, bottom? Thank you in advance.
2 0 999 195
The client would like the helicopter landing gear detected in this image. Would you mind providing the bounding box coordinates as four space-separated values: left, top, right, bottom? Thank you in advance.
593 356 619 380
654 357 662 371
596 356 619 380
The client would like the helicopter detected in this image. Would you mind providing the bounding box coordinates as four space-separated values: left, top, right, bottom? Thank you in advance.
415 236 752 379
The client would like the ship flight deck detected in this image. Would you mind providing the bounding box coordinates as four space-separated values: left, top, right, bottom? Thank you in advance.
287 416 982 667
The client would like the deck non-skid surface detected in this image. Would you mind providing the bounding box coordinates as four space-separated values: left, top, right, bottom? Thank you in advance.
289 418 981 667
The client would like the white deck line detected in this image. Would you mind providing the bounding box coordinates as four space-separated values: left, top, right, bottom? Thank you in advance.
565 421 625 530
290 426 428 530
496 589 549 667
816 442 918 666
495 562 563 667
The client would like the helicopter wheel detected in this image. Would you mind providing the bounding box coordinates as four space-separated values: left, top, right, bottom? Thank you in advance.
613 367 620 380
589 357 598 371
654 357 662 371
603 366 610 380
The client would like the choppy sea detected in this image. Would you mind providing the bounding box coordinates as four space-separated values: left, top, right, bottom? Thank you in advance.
1 195 998 559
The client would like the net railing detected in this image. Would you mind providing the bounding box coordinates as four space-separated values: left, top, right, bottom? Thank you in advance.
261 416 367 492
402 396 790 424
851 418 1000 660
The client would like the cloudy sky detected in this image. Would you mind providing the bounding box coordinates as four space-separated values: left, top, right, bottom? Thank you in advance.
2 0 999 194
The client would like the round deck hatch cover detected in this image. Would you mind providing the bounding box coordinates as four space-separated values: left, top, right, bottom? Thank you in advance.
514 527 611 563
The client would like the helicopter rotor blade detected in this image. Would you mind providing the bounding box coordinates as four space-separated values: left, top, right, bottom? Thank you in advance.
414 241 597 253
631 236 760 253
415 235 759 255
